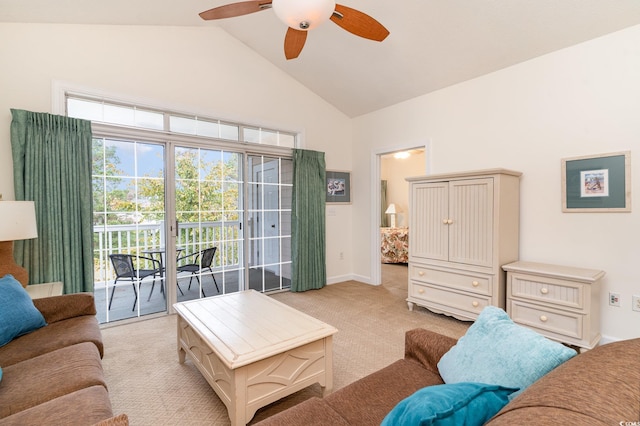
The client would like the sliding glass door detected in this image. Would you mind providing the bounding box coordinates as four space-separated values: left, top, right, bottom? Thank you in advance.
92 137 167 323
247 155 292 292
174 146 244 299
93 139 292 323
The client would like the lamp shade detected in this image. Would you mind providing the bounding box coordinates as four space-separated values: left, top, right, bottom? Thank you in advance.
0 201 38 242
272 0 336 30
385 203 397 215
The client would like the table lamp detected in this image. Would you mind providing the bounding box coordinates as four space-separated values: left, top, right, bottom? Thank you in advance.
0 200 38 286
385 203 397 228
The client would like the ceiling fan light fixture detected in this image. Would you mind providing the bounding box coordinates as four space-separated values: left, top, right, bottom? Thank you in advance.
272 0 336 31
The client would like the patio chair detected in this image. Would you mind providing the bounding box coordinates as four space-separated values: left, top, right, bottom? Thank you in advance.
176 247 219 297
109 254 161 311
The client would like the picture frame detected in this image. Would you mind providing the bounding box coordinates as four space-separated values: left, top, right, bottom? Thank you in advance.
561 151 631 212
326 170 351 204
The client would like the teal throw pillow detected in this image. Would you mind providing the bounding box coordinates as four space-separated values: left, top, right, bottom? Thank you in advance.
0 274 47 347
381 382 518 426
437 306 576 399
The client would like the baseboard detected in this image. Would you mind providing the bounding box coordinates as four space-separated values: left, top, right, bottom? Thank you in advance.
326 273 374 285
599 334 621 345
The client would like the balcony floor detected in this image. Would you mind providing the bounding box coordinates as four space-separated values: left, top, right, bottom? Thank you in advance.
94 268 289 324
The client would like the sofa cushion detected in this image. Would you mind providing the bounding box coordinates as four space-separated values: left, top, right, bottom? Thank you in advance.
437 306 576 397
0 314 103 367
94 413 130 426
403 328 458 374
253 397 350 426
0 274 47 347
0 385 114 426
488 337 640 425
0 342 106 418
381 382 518 426
324 358 447 425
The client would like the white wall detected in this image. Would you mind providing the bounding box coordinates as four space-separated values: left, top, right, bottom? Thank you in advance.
353 24 640 341
0 23 352 281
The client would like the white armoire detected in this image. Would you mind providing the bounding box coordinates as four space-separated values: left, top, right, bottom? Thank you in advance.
406 169 522 321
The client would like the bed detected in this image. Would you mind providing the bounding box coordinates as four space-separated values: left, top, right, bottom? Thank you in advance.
380 227 409 263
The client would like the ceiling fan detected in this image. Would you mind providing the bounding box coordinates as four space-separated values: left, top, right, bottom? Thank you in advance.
199 0 390 60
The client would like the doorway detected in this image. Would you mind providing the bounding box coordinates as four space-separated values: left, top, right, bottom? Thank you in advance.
375 147 428 286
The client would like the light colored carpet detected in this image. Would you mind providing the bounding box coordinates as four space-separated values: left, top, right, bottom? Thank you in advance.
101 264 470 425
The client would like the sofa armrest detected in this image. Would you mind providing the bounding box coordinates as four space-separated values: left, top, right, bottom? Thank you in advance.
404 328 458 374
33 293 97 323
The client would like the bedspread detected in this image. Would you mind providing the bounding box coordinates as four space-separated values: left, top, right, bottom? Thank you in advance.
380 227 409 263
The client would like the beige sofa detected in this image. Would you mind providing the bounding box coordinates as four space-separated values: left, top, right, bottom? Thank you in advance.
0 293 128 425
255 328 640 425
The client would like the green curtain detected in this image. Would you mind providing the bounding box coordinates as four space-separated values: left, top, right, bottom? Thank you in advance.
291 149 326 292
11 109 94 293
381 180 388 227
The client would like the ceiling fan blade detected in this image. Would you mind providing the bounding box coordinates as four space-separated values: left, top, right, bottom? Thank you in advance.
284 27 307 60
330 4 389 42
199 1 272 20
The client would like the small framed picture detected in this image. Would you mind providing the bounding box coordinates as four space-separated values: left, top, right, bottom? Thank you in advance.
326 171 351 204
561 151 631 212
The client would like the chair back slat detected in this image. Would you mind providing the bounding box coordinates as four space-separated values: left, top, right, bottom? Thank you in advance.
110 254 135 278
201 247 216 268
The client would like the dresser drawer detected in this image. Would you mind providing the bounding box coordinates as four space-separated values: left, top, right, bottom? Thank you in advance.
509 300 583 340
409 281 490 315
508 272 585 310
410 265 492 296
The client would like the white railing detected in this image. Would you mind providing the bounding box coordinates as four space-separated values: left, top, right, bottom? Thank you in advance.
93 221 241 287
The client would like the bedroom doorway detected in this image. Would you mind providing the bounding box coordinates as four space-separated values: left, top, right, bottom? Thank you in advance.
376 147 428 287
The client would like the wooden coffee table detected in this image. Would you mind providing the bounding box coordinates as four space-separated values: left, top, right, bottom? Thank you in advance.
174 290 338 425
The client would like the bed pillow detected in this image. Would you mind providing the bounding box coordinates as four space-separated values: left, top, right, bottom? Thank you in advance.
381 382 518 426
437 306 576 398
0 274 47 347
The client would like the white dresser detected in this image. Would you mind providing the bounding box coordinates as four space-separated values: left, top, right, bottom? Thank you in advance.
503 261 604 351
406 169 521 321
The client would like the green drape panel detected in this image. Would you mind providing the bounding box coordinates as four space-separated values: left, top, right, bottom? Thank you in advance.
381 180 388 227
291 149 326 292
11 109 94 293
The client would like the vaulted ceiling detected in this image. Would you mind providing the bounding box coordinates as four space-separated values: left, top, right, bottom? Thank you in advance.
3 0 640 117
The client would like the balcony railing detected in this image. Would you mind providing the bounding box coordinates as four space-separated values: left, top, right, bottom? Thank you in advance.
93 221 241 288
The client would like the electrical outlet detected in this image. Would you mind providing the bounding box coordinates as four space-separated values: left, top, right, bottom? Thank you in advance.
609 292 620 307
339 252 344 261
632 295 640 312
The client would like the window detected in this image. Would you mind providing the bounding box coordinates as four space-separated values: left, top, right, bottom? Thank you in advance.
67 92 296 323
67 96 297 147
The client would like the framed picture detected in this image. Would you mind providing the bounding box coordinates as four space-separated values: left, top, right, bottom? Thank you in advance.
326 170 351 204
561 151 631 212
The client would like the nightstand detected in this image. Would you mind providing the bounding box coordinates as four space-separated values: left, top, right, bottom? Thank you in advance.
503 261 604 351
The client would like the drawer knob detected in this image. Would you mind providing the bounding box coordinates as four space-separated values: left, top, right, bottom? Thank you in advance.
472 301 479 307
540 315 548 322
418 288 425 294
447 219 453 225
442 219 448 224
540 288 549 294
418 271 425 276
472 281 479 287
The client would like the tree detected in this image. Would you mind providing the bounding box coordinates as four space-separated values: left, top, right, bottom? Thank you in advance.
92 139 140 225
137 148 240 223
